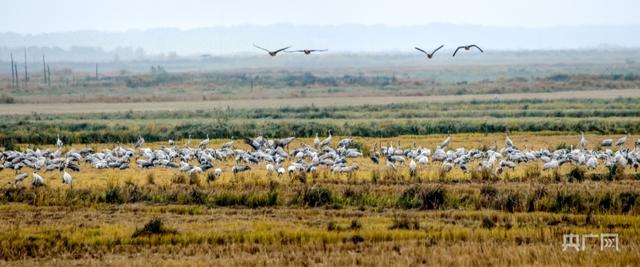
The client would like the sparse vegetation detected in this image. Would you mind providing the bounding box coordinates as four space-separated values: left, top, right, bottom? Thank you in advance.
132 217 177 237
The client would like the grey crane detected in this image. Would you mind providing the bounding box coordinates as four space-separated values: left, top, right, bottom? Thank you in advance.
452 44 484 57
415 45 444 59
287 49 327 55
253 44 291 56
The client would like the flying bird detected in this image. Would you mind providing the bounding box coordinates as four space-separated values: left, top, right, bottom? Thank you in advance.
253 44 291 56
414 45 444 59
452 44 484 57
287 49 328 55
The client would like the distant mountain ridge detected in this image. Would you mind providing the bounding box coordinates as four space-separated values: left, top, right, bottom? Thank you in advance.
0 23 639 55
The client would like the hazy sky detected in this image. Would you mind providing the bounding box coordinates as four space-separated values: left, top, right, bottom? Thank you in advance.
5 0 640 33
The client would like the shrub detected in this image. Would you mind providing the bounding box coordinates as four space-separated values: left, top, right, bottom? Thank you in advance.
349 235 365 244
350 219 362 230
187 188 207 205
298 186 332 207
418 186 446 210
327 221 338 231
552 191 586 213
398 186 446 210
598 192 617 213
481 217 496 229
619 192 638 214
172 174 188 184
132 217 177 238
389 214 420 230
499 191 521 213
471 167 495 181
480 185 498 200
206 172 217 183
607 163 626 181
523 165 542 180
398 186 421 209
567 166 586 182
104 184 125 204
146 173 156 185
189 173 202 187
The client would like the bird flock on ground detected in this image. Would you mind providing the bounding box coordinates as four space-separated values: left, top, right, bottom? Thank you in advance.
252 44 483 58
2 131 639 188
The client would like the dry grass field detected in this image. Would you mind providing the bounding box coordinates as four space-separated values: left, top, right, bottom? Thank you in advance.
3 133 639 189
1 133 639 266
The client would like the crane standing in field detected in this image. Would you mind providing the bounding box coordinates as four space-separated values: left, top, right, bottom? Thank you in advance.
134 136 145 149
505 130 515 149
62 170 73 186
616 133 629 147
579 132 588 148
32 172 45 187
320 129 333 147
56 134 64 148
439 131 451 149
199 134 210 149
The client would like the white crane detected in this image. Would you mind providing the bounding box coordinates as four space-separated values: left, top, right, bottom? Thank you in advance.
409 159 417 176
62 171 73 185
579 132 588 148
56 134 64 148
32 172 45 187
199 134 210 149
439 131 451 149
314 133 320 148
266 163 275 176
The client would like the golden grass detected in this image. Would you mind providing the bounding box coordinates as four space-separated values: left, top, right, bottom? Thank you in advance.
2 133 639 265
0 206 638 266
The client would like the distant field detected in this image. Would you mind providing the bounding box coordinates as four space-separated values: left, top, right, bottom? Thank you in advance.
1 89 639 115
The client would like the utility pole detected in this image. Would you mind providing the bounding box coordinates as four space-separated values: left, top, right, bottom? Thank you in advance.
47 64 51 87
14 60 19 87
10 53 15 88
42 55 47 84
23 48 28 85
95 63 98 80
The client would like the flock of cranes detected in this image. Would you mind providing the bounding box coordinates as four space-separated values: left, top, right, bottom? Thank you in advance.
2 132 640 188
253 44 483 58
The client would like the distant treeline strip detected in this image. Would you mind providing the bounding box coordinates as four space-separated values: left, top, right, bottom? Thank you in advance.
2 98 640 146
1 117 639 146
3 98 640 121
